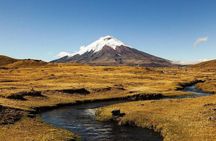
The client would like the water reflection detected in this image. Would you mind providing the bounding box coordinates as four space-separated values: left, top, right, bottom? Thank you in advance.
41 101 162 141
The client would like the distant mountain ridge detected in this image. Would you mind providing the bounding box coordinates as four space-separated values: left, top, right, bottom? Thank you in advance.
192 59 216 68
52 36 173 67
0 55 47 68
0 55 17 66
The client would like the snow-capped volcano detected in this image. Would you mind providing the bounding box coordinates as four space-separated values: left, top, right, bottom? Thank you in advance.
53 35 173 67
69 35 126 56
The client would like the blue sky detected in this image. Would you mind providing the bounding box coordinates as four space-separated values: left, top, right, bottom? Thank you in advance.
0 0 215 63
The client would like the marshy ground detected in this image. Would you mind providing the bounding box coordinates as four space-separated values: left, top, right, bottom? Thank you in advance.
0 63 215 140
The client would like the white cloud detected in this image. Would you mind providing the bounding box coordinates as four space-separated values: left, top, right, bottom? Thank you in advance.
198 58 211 62
56 45 86 58
193 36 208 47
173 58 212 65
57 51 72 58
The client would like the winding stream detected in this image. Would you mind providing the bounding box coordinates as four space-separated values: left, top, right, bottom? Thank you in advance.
40 84 210 141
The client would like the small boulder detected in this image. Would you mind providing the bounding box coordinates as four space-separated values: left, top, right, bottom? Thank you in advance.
112 109 125 118
112 109 121 116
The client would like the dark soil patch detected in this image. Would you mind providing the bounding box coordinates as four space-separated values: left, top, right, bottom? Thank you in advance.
92 87 112 93
57 88 90 95
7 90 46 101
0 105 25 124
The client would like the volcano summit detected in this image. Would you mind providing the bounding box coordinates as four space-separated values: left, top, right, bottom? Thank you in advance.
53 36 173 67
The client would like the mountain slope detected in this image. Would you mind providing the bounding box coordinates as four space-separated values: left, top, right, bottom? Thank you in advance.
192 59 216 68
5 59 48 68
53 36 173 67
0 55 47 68
0 55 18 66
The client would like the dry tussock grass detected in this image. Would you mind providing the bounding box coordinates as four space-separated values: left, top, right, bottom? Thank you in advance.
0 63 215 140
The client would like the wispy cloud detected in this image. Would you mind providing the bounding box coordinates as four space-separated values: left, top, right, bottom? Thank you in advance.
173 58 212 65
193 36 208 47
56 45 87 58
57 51 72 58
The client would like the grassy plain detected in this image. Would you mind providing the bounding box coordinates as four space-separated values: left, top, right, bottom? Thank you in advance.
97 65 216 141
0 62 215 140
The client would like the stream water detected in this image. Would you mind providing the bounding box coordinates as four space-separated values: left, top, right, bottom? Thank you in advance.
40 84 210 141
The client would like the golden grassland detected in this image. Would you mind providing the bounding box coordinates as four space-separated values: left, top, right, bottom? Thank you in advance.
0 117 77 141
0 64 195 108
96 66 216 141
0 62 215 140
96 96 216 141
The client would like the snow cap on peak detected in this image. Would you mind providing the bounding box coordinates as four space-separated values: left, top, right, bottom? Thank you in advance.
69 35 126 56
